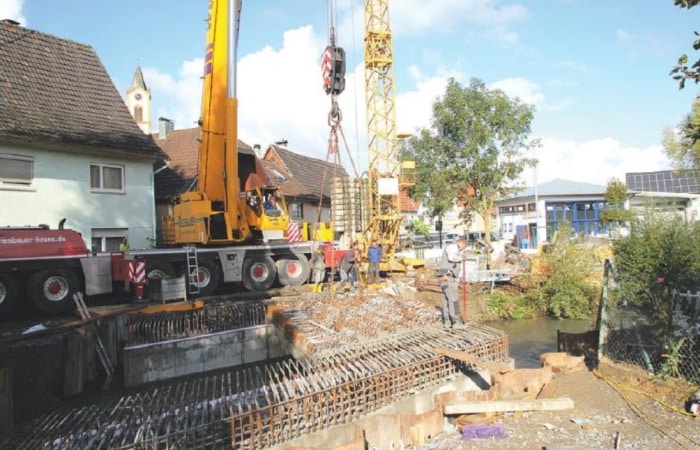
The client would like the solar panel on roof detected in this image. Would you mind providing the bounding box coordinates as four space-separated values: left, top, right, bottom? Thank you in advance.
627 170 700 194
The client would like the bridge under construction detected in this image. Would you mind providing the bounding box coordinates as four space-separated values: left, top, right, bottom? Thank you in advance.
1 289 509 449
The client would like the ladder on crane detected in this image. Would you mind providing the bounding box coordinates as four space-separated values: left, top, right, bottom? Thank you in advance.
186 245 200 296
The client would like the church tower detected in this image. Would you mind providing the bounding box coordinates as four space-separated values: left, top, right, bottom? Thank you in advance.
125 66 152 134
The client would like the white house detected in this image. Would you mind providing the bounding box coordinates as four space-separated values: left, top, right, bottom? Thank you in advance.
0 20 165 251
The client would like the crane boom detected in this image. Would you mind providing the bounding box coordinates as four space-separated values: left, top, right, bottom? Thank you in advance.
166 0 288 246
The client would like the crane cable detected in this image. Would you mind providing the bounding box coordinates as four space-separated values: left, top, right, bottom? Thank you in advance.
316 0 363 288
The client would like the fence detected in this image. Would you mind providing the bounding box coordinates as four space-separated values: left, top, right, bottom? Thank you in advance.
596 260 700 384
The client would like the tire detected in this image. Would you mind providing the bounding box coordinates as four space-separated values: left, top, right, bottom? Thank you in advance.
186 259 221 297
242 255 276 292
27 269 79 315
145 262 177 281
275 258 310 287
0 274 19 317
144 262 177 299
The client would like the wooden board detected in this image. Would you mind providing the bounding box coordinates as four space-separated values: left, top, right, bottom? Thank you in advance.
443 397 574 415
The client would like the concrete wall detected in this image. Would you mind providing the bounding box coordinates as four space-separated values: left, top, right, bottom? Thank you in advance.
122 325 290 387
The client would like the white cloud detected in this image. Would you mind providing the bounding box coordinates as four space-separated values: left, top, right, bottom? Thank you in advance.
527 137 671 186
0 0 27 26
489 77 544 107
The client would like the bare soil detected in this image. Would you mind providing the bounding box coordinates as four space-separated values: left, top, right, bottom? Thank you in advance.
425 359 700 450
409 278 700 449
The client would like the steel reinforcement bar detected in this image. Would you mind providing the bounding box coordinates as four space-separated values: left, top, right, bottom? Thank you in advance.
3 326 507 450
126 301 267 345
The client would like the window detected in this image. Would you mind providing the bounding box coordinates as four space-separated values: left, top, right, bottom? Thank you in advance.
289 203 303 220
90 164 124 192
134 105 143 122
92 229 128 252
0 154 33 188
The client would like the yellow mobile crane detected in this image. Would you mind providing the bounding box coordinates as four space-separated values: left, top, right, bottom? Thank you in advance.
154 0 312 294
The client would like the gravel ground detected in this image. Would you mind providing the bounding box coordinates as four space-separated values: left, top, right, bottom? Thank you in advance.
425 359 700 450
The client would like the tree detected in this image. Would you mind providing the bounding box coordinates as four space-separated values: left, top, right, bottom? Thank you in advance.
599 177 636 226
670 0 700 89
401 78 537 263
662 97 700 170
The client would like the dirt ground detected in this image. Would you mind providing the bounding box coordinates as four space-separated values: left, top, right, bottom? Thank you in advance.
411 284 700 450
424 358 700 450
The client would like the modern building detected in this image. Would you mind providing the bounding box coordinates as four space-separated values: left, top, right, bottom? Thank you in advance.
496 179 608 248
626 170 700 221
0 20 165 251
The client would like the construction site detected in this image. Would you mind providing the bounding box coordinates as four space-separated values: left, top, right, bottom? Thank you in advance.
7 0 700 447
0 271 593 450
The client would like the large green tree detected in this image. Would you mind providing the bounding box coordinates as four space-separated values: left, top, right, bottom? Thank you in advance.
401 78 537 258
662 97 700 170
670 0 700 89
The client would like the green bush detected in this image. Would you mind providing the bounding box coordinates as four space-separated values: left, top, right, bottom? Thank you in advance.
614 213 700 315
486 291 538 320
525 222 599 319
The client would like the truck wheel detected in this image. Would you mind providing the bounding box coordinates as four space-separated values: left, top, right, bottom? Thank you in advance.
146 262 176 281
144 262 177 298
27 269 79 314
0 274 19 316
275 258 310 287
187 260 221 297
242 255 276 291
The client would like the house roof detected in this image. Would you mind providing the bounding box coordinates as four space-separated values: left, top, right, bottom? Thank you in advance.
264 144 349 199
0 21 163 159
400 189 421 213
152 127 256 200
511 178 606 198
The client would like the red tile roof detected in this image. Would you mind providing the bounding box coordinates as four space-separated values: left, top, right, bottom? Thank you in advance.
152 127 255 201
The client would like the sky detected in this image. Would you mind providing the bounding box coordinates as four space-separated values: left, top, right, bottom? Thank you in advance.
3 0 700 187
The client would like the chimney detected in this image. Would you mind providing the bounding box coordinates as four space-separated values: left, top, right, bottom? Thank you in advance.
158 117 174 140
253 144 262 158
1 19 20 26
275 139 288 147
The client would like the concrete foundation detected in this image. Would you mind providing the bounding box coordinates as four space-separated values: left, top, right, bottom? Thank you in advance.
122 324 290 387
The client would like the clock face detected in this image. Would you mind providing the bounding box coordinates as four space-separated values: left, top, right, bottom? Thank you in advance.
134 93 142 101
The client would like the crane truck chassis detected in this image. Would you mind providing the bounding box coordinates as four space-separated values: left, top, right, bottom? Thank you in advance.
0 225 312 318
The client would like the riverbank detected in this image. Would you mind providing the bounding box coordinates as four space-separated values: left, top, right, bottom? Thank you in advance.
428 357 700 449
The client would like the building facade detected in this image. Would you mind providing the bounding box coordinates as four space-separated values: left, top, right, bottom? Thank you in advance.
0 21 164 251
496 179 608 248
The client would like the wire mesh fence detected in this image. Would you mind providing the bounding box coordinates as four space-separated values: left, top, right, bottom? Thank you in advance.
597 260 700 385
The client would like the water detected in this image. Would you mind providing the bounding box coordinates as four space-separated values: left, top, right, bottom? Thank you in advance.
487 317 596 368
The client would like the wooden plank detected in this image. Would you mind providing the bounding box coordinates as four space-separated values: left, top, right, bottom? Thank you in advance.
0 367 13 437
63 331 84 396
443 397 574 415
434 347 513 373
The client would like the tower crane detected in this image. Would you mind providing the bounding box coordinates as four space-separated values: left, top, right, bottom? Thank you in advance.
363 0 414 259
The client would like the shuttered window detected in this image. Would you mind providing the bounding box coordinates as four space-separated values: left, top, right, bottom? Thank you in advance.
0 154 33 188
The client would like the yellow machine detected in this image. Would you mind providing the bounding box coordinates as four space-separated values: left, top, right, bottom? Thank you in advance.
163 0 287 246
144 0 311 297
363 0 421 270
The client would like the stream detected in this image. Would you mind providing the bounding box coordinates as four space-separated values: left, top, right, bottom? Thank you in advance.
487 317 596 368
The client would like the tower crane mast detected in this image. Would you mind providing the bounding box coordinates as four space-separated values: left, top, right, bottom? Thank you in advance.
363 0 404 257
